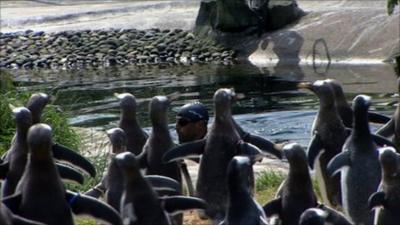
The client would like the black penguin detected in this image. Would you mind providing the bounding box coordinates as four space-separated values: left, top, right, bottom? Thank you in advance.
298 80 346 207
2 123 122 225
263 143 317 225
116 151 206 225
327 95 381 225
84 128 127 211
325 79 390 128
2 107 83 198
115 93 148 155
139 96 181 184
20 92 96 178
368 147 400 225
221 156 268 225
164 88 271 221
84 128 179 210
375 78 400 152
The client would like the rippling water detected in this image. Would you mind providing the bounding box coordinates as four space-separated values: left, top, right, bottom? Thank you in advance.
4 61 398 146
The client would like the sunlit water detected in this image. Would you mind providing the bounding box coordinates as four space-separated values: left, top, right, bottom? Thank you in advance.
5 61 399 147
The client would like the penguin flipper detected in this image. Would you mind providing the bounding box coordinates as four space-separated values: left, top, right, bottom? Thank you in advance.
263 198 282 217
145 175 181 193
368 191 386 210
180 162 195 196
2 193 22 214
327 152 351 177
237 141 265 162
66 191 122 225
163 139 206 163
0 161 9 180
137 150 148 169
372 134 396 147
375 119 395 137
307 134 324 169
84 180 106 198
52 143 96 177
160 196 207 216
241 132 282 159
1 150 9 161
56 163 84 185
368 112 391 124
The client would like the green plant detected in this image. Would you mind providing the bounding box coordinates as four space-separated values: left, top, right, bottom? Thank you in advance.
256 169 286 191
255 169 286 203
387 0 399 15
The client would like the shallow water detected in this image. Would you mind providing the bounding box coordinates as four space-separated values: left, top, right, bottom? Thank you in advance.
4 61 399 146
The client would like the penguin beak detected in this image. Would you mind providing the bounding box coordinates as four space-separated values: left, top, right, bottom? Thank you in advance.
297 82 313 90
167 91 181 102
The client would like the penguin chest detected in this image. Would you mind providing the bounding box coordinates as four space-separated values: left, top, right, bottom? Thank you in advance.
145 135 180 182
20 189 73 225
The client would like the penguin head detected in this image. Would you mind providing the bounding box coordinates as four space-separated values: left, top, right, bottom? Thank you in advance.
283 143 307 164
115 152 140 178
325 79 347 104
298 80 334 104
214 88 236 107
352 95 371 114
13 107 32 132
379 147 400 184
26 93 50 124
227 156 253 192
149 95 170 121
106 128 127 154
299 208 327 225
115 93 137 112
27 123 53 157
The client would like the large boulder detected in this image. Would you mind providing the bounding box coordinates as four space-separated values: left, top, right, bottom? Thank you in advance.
195 0 304 37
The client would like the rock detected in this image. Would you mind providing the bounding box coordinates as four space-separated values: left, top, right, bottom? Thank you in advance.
195 0 304 36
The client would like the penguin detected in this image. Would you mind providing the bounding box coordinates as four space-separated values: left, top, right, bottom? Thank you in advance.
25 92 96 178
84 128 180 210
164 88 279 221
324 79 391 128
327 95 381 225
139 96 181 184
138 95 183 225
299 205 353 225
1 201 47 225
298 80 346 208
2 123 122 225
220 156 268 225
263 143 317 225
115 93 148 155
116 151 206 225
375 78 400 152
368 147 400 225
84 127 127 211
2 107 84 197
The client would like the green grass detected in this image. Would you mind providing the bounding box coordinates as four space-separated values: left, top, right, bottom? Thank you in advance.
255 169 323 204
255 169 286 204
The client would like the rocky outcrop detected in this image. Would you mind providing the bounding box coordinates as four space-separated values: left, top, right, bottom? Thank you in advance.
194 0 304 38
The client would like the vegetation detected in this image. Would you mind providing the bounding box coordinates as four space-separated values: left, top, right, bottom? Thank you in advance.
255 169 286 203
387 0 399 15
0 85 81 156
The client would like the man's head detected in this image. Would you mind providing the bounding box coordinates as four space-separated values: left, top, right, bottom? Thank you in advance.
176 102 209 143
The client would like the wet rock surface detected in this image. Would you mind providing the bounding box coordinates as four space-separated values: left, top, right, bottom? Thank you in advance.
0 28 237 70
